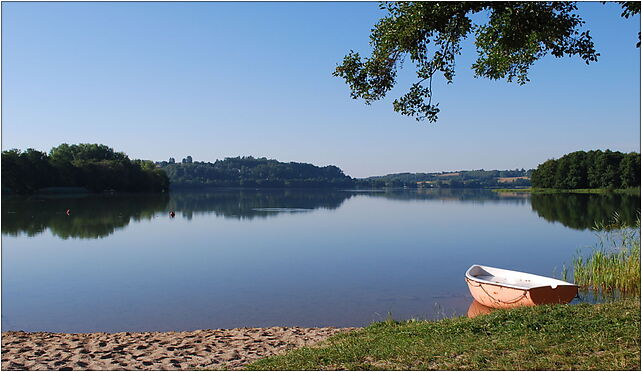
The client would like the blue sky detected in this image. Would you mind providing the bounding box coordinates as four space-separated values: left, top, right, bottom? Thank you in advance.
2 2 640 178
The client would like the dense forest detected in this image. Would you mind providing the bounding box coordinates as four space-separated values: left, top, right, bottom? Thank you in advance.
530 150 640 189
157 156 354 189
3 146 535 192
8 146 637 194
1 144 169 194
357 169 533 188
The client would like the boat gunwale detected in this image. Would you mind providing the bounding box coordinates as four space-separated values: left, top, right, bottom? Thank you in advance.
465 264 578 291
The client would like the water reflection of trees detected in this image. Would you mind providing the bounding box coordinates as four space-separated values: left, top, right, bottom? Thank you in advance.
169 189 355 220
3 189 638 239
361 188 530 204
359 189 639 230
2 194 169 239
1 190 356 238
530 193 640 230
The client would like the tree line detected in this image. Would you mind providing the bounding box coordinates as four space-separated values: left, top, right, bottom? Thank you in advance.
357 169 533 188
2 144 169 194
157 156 354 189
530 150 640 189
6 145 636 194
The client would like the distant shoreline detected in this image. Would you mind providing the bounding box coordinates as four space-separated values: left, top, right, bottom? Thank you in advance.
492 187 641 195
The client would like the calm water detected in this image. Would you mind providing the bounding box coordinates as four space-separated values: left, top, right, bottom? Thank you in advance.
2 189 639 332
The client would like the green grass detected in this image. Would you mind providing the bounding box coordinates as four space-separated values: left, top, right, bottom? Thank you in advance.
573 218 641 295
247 299 640 370
492 187 641 195
491 188 534 193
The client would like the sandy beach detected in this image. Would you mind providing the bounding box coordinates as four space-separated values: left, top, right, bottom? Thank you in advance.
1 327 354 370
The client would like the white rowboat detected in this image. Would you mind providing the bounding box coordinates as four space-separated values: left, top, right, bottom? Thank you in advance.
465 264 578 309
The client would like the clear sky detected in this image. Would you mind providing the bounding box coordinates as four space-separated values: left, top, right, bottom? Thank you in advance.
2 2 640 178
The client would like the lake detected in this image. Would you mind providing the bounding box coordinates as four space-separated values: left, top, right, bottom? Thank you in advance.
2 189 639 333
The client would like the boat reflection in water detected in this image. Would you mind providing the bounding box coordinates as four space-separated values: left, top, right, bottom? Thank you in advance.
467 300 495 318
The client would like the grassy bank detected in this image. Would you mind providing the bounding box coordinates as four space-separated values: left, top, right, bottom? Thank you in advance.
574 218 640 295
248 299 640 370
492 187 640 195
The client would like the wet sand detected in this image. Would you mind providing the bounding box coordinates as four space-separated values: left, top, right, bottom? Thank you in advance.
1 327 354 370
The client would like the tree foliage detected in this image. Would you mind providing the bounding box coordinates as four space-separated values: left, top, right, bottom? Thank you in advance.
158 156 354 189
1 144 169 194
358 168 533 188
531 150 640 189
334 1 638 122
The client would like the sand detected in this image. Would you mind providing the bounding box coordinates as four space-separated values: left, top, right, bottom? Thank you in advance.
1 327 354 370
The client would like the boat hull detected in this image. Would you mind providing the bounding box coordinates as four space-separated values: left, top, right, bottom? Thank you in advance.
466 277 578 309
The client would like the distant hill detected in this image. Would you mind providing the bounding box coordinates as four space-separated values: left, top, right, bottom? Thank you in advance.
157 156 353 189
355 169 534 188
157 156 534 190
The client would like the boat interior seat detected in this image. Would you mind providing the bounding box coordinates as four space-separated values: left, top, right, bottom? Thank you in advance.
476 274 534 287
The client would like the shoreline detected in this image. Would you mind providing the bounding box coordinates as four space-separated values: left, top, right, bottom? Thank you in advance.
492 187 641 195
1 326 355 370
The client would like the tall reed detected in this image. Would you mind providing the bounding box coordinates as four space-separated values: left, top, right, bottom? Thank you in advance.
573 214 640 295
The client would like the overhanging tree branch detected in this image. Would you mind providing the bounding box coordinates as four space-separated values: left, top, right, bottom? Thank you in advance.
334 1 638 123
